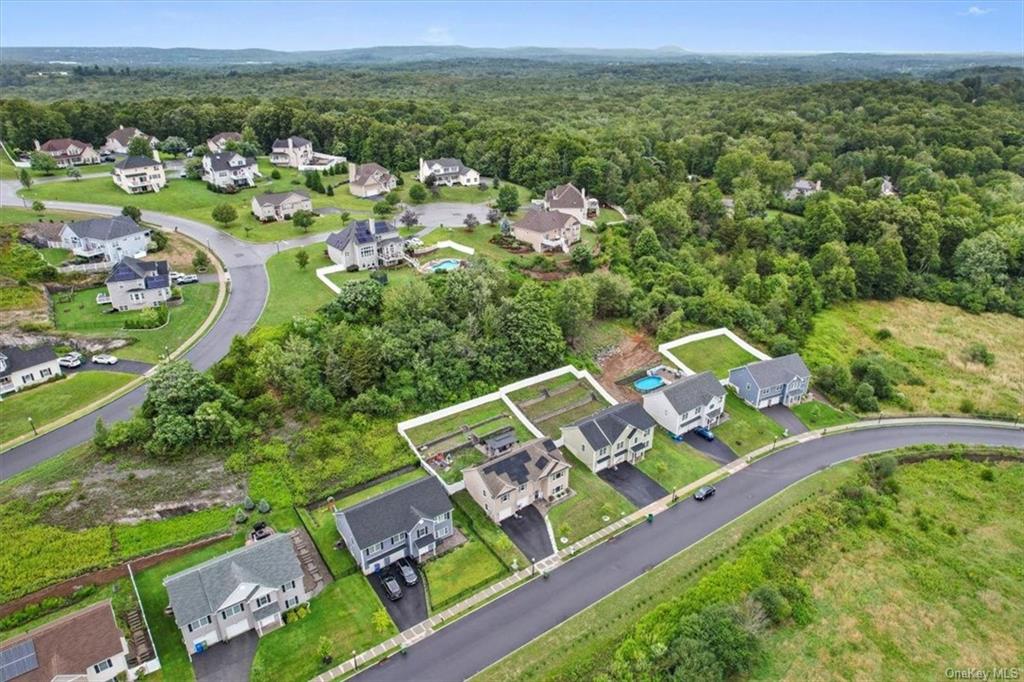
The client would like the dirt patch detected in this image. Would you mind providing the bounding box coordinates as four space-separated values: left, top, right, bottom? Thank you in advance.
597 331 663 402
144 230 205 272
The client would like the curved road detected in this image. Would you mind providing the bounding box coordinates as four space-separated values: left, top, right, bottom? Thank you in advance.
353 422 1022 682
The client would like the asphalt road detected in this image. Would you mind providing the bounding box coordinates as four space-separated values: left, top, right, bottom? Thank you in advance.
354 423 1022 682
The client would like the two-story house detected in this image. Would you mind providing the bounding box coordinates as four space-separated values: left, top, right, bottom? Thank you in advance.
334 476 454 574
270 136 313 167
105 257 172 312
251 191 313 222
163 534 309 656
207 131 242 153
60 216 150 262
417 157 480 187
34 138 101 167
728 354 811 408
101 125 158 155
325 220 404 270
464 438 571 523
347 162 397 198
202 151 259 190
642 371 726 438
0 601 134 682
783 178 822 201
543 182 599 223
561 403 657 473
112 153 166 194
0 345 61 397
512 209 581 253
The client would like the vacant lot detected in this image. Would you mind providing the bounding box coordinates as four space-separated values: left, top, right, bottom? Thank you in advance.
790 400 858 430
547 451 634 547
804 298 1023 417
261 243 336 326
715 392 785 454
665 334 760 378
510 375 611 438
0 372 135 443
635 431 720 491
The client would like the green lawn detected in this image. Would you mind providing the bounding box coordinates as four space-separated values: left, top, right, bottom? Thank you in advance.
0 285 45 312
260 243 335 326
506 373 579 403
0 372 135 443
39 247 70 266
715 393 785 455
790 400 858 430
516 379 611 439
666 334 760 379
395 171 532 206
405 399 535 451
547 452 634 548
53 283 218 363
451 491 527 569
423 505 510 612
251 574 396 682
334 469 429 509
326 265 419 290
635 431 721 491
0 151 117 179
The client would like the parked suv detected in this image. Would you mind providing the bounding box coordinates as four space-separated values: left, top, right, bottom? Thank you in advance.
382 575 403 601
58 352 83 368
693 426 715 442
396 559 418 586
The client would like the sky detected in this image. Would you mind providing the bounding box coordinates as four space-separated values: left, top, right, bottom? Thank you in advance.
1 1 1021 53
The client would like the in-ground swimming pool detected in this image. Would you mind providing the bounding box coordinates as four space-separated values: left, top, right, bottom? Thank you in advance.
429 258 461 273
633 375 665 392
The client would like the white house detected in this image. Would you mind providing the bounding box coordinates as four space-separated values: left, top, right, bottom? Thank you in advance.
417 157 480 187
112 152 166 194
543 183 599 223
325 220 404 270
642 371 726 438
60 216 150 262
34 138 101 167
105 257 172 311
270 136 313 167
207 131 242 153
101 125 158 155
251 191 313 222
347 162 397 198
202 152 259 190
0 345 61 396
561 403 657 473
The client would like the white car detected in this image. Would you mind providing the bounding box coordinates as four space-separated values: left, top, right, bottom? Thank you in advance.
175 273 199 284
58 352 83 368
91 354 119 365
169 271 185 280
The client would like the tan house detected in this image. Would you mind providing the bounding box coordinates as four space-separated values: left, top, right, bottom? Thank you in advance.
112 153 166 194
251 191 313 222
34 138 101 167
783 178 822 201
101 125 158 155
105 257 172 312
207 131 242 153
543 183 599 223
561 403 656 473
347 161 397 197
512 209 581 253
463 438 571 523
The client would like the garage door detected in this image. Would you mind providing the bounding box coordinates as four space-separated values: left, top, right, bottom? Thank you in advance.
225 619 250 640
758 396 781 408
193 631 220 651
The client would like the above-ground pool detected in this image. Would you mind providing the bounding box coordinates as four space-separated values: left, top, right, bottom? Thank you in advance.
633 375 665 392
429 258 462 273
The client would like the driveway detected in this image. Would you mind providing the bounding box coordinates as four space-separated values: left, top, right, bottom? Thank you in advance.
370 565 427 631
598 462 667 507
192 630 258 682
500 505 553 562
682 432 737 465
762 405 808 436
65 359 152 376
411 202 492 234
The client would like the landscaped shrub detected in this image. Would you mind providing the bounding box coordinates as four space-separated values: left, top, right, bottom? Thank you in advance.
243 496 256 511
750 583 791 624
852 382 878 411
123 305 168 330
980 467 995 482
875 328 893 340
0 585 97 632
234 509 248 524
257 499 271 513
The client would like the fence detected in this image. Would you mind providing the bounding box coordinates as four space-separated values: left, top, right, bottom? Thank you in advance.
56 261 112 274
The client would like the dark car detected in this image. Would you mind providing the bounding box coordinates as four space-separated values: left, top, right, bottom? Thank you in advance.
693 485 716 501
382 576 403 601
396 559 418 586
693 426 715 442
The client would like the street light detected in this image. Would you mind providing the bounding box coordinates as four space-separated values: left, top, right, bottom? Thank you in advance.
27 416 37 435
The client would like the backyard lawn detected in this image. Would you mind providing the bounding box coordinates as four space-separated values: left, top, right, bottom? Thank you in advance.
791 400 858 430
394 171 532 206
53 283 218 362
512 377 611 439
666 334 761 378
39 247 70 266
422 505 510 612
0 372 135 444
635 431 720 491
546 451 634 547
260 243 335 326
405 399 535 452
450 491 527 569
715 393 785 454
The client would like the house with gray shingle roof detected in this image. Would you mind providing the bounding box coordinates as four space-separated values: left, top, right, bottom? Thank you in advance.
105 257 171 311
417 157 480 187
334 477 453 574
543 182 599 223
163 534 308 655
325 219 404 271
270 136 313 168
112 153 166 194
512 209 581 253
561 403 657 473
0 345 61 396
251 190 312 222
207 131 243 153
347 161 397 198
201 151 259 190
728 354 811 408
642 371 726 437
463 438 571 523
59 216 150 262
101 125 158 155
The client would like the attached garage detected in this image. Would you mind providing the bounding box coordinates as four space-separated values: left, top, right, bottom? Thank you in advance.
192 631 220 652
224 619 251 640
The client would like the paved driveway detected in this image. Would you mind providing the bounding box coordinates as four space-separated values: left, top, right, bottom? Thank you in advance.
500 506 553 562
192 630 258 682
682 432 737 464
411 202 492 233
370 566 427 631
762 405 808 436
66 359 152 376
598 462 667 507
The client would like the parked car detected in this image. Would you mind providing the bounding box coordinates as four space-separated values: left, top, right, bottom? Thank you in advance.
396 559 418 586
169 271 185 280
95 293 111 305
382 576 403 601
175 273 199 284
58 352 83 368
693 485 716 501
693 426 715 442
91 354 119 365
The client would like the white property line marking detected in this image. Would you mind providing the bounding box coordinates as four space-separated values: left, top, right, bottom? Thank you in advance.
432 239 475 255
315 263 347 294
658 327 771 376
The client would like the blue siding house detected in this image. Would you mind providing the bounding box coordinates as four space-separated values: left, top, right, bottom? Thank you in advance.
728 354 811 408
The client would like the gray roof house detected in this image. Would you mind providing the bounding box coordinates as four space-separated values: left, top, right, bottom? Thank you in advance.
163 534 309 654
334 476 453 574
642 371 726 437
728 354 811 408
543 182 599 223
463 438 571 523
207 131 242 152
347 162 397 197
417 157 480 187
105 257 172 312
561 402 657 473
325 219 404 271
59 216 150 262
783 178 822 201
251 190 313 222
202 151 259 189
270 136 314 168
0 344 61 396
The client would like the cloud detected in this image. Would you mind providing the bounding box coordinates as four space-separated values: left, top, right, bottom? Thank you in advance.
959 6 992 15
421 25 453 44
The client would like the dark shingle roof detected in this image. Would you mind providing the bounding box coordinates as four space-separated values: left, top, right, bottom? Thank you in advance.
105 256 169 289
335 477 451 549
114 155 161 170
163 534 303 628
204 151 256 172
65 215 145 241
513 209 576 234
471 439 567 497
545 183 585 209
325 220 398 251
106 126 152 146
271 136 312 149
569 402 655 450
0 345 57 379
38 138 90 153
651 371 725 415
738 354 811 387
253 191 310 207
423 158 469 177
351 162 392 186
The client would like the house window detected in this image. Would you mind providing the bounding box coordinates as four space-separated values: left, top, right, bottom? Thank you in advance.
389 532 407 545
554 471 564 479
221 603 244 619
500 494 509 502
256 594 272 608
93 659 114 674
285 596 300 609
280 580 296 592
434 511 450 522
40 368 52 378
416 526 430 539
518 483 526 492
436 526 450 539
186 615 212 633
20 373 35 383
364 542 384 556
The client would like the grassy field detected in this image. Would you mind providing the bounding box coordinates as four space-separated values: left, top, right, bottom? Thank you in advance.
394 171 532 206
634 431 720 491
804 298 1024 417
39 247 70 266
547 452 634 548
715 392 786 454
423 506 510 611
260 243 335 326
0 372 135 443
506 373 578 403
325 264 419 289
666 334 761 378
790 399 858 430
513 377 611 439
52 283 218 363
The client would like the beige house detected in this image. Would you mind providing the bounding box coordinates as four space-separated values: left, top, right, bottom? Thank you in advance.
512 209 581 253
463 438 571 523
543 183 599 223
348 161 397 197
417 157 480 186
101 125 158 155
251 191 313 221
561 403 656 473
105 257 172 311
112 153 166 194
0 345 61 397
207 131 242 153
34 138 101 167
270 136 313 167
